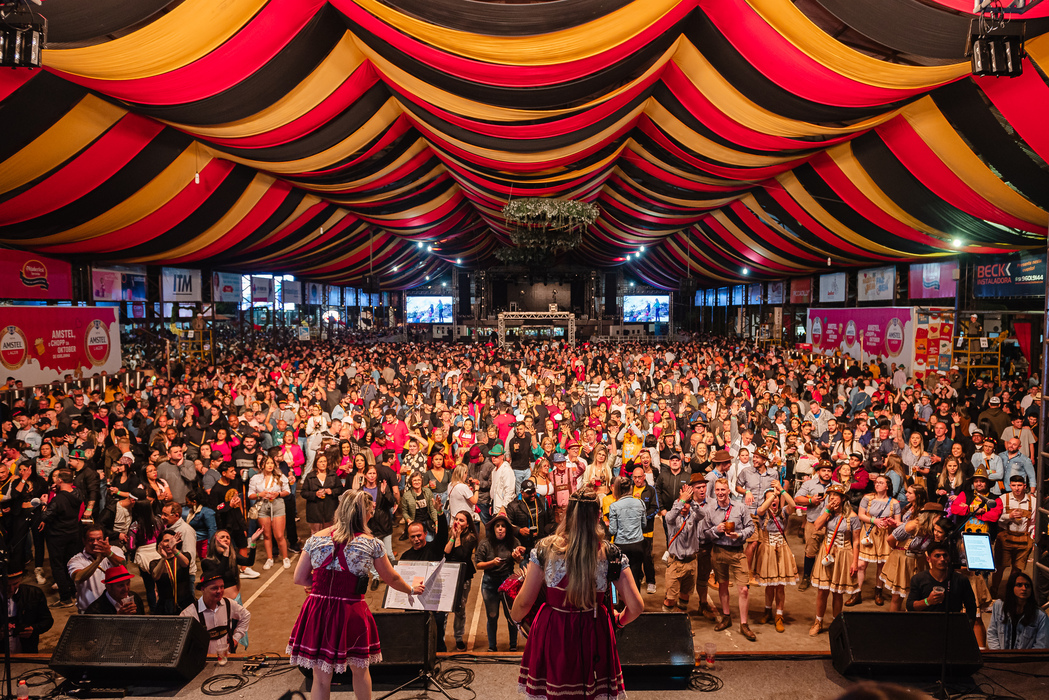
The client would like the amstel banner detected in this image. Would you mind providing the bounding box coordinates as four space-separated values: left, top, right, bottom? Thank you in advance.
0 307 121 384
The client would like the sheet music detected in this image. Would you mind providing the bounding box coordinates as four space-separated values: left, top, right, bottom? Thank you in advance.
383 559 461 612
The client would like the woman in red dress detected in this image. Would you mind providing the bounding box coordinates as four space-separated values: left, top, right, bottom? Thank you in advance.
288 490 423 700
511 486 644 700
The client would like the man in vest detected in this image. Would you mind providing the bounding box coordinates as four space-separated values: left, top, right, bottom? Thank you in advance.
181 562 250 663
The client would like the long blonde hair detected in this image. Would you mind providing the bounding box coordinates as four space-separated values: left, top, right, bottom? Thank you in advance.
331 490 372 543
541 486 605 610
449 465 468 490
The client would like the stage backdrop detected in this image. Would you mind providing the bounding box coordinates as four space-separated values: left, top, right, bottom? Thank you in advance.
0 307 121 384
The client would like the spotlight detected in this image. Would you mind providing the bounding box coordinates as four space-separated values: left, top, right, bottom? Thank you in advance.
425 275 430 281
742 267 749 276
441 282 446 287
392 265 398 272
629 281 635 287
427 245 432 252
456 258 461 264
0 6 46 69
417 241 423 248
952 238 963 248
970 19 1025 78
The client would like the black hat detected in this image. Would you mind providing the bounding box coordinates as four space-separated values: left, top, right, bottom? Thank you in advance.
197 560 225 589
520 479 537 495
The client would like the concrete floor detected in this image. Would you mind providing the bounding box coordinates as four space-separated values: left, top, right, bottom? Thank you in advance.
33 506 1018 656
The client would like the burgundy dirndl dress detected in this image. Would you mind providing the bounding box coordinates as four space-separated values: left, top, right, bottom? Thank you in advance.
518 550 625 700
287 535 383 673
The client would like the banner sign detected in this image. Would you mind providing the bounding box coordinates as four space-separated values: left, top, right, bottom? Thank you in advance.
212 272 241 303
326 285 341 306
973 253 1046 298
773 307 783 340
790 277 811 305
282 281 301 305
250 277 274 304
908 260 958 299
807 307 913 364
914 310 955 379
717 288 729 306
91 269 123 302
705 289 715 307
767 281 785 305
306 283 322 305
0 307 121 385
857 266 895 302
819 272 847 303
161 267 202 302
342 287 356 306
731 285 744 306
0 250 73 300
747 283 763 305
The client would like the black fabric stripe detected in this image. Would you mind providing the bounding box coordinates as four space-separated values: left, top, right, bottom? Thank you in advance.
436 133 631 181
342 14 679 110
748 187 853 256
0 128 193 240
43 0 175 44
390 83 651 153
324 155 446 200
850 131 1033 246
652 83 817 157
374 0 634 36
213 186 309 255
718 205 818 268
344 178 458 217
221 204 341 264
286 128 419 186
930 79 1049 210
791 162 943 255
0 73 90 164
684 10 910 123
204 82 391 162
96 165 258 259
130 5 345 125
629 130 759 182
612 160 750 204
813 0 971 60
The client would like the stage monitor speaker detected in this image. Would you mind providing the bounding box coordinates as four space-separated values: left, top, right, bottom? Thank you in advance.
604 273 617 316
830 612 982 678
50 615 209 686
300 611 436 686
616 612 694 687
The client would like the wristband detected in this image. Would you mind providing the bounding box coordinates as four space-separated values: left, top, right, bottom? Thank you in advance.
922 597 929 607
824 508 832 515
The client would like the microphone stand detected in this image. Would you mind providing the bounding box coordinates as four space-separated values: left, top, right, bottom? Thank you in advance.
0 532 11 700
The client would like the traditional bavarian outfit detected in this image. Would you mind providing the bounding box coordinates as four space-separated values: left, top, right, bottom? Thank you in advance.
753 504 799 587
880 511 933 600
996 488 1035 576
857 495 900 565
550 459 577 524
518 538 626 700
180 564 249 654
810 505 860 595
287 533 385 672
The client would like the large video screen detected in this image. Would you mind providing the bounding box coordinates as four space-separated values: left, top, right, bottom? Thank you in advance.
623 295 668 322
406 296 454 323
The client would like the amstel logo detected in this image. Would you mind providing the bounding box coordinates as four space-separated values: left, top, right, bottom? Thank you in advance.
84 319 112 366
0 325 28 371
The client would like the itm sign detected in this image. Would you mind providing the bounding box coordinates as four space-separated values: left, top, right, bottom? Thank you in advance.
161 267 202 302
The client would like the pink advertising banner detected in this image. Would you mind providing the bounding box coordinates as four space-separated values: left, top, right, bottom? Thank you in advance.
806 307 914 365
0 307 121 384
908 261 958 299
0 250 72 300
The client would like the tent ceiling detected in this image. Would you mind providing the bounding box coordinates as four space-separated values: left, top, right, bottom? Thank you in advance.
1 0 1047 289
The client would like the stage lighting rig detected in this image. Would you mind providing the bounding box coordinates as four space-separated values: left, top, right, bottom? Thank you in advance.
0 0 46 69
969 1 1025 77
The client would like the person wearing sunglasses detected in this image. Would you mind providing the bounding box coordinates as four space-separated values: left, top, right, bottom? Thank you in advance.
987 571 1048 650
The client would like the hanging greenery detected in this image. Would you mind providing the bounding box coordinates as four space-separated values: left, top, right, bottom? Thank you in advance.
498 197 599 266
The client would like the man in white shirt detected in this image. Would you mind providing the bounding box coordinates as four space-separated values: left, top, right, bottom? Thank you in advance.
68 526 126 612
488 445 516 515
181 563 250 659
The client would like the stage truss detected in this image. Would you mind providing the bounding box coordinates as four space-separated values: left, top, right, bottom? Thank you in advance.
497 311 575 347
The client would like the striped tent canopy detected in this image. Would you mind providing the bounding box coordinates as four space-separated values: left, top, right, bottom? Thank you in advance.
1 0 1047 289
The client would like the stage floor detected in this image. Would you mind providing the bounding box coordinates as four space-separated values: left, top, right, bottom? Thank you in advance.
10 653 1047 700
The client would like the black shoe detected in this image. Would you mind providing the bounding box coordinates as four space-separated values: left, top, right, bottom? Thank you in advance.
370 577 381 591
455 640 466 651
50 598 74 609
487 646 497 652
509 643 518 652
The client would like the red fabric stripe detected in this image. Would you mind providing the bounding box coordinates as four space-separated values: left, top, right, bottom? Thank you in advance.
53 0 328 105
619 150 748 193
762 186 897 261
300 115 414 177
202 63 380 149
726 201 825 263
876 116 1043 234
240 201 332 255
0 114 165 224
0 69 38 102
700 0 951 107
975 63 1049 164
335 0 692 88
42 158 237 254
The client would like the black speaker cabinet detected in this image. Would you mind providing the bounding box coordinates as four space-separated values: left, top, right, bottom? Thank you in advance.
615 612 694 687
50 615 209 686
830 612 982 678
300 611 436 685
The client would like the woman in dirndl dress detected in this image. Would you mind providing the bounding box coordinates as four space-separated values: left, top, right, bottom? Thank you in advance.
853 475 902 607
511 486 644 700
753 485 799 633
881 498 941 612
288 490 424 700
808 484 860 636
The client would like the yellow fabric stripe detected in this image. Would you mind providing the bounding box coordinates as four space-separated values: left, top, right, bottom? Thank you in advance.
626 142 753 186
709 210 807 269
772 171 928 257
745 0 968 88
249 209 350 264
825 142 949 238
288 138 431 192
737 193 861 262
432 137 624 185
353 0 681 64
645 100 804 168
672 39 901 139
125 173 277 263
13 144 210 246
216 99 400 174
898 100 1047 226
328 165 447 205
610 166 740 208
356 36 677 122
357 185 458 223
0 96 126 196
175 34 366 138
233 194 328 253
661 237 745 283
44 0 270 80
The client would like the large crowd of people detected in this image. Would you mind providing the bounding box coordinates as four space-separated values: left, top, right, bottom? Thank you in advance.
1 329 1047 676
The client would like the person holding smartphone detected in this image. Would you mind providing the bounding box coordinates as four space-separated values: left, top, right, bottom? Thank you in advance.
474 513 524 651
